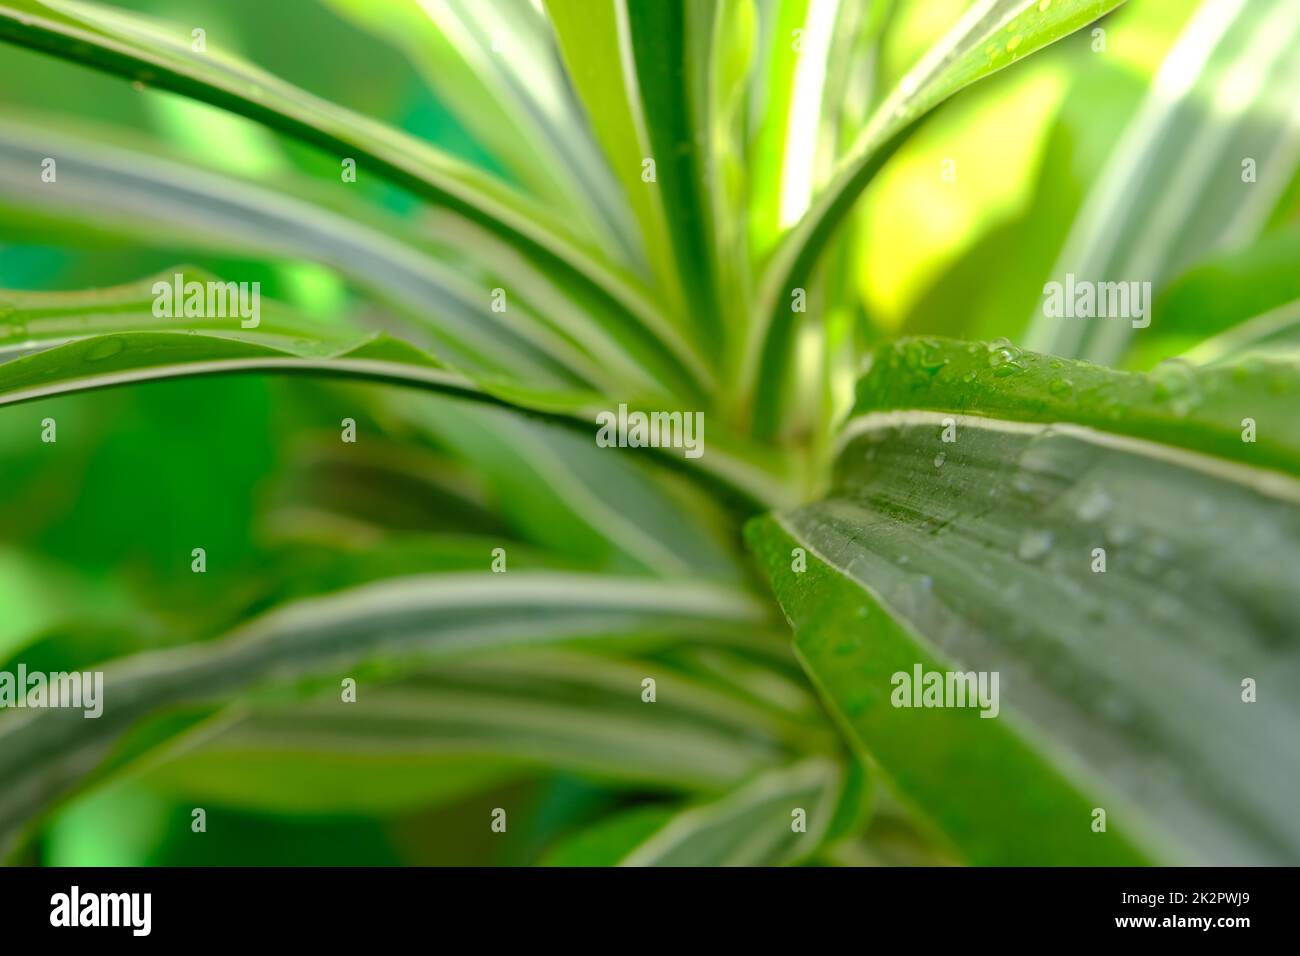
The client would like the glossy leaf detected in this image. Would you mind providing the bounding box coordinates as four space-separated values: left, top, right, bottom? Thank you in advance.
748 338 1300 864
743 0 1126 434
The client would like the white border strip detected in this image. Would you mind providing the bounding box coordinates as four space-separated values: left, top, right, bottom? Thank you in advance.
837 408 1300 504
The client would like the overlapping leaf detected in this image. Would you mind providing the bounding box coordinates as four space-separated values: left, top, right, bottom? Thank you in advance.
545 756 851 865
0 566 770 857
742 0 1126 435
748 338 1300 864
0 0 704 391
1023 0 1300 365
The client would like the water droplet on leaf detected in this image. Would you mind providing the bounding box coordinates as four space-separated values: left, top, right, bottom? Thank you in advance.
84 337 126 362
1017 529 1054 561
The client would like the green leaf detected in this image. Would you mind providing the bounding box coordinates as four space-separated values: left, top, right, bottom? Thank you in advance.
0 328 484 410
0 270 798 510
748 338 1300 864
543 0 685 321
0 569 769 856
146 751 522 817
742 0 1126 435
323 0 636 259
848 337 1300 475
0 0 696 388
0 266 611 407
622 0 724 351
545 757 848 866
1023 0 1300 365
0 266 360 356
142 652 817 811
0 114 707 396
542 804 677 866
397 399 750 580
1127 229 1300 368
1179 299 1300 367
746 0 811 262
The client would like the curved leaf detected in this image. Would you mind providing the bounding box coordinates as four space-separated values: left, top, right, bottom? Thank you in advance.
1023 0 1300 365
748 338 1300 864
324 0 637 261
1129 228 1300 368
1180 298 1300 366
543 0 685 323
144 652 818 811
742 0 1126 434
0 114 711 397
621 0 724 351
545 757 848 866
0 272 797 509
0 570 769 856
0 0 700 388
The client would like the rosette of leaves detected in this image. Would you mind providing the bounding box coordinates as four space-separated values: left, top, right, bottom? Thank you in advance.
1 0 1298 866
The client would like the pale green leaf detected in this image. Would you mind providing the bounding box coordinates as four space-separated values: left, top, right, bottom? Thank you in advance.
1023 0 1300 364
742 0 1126 435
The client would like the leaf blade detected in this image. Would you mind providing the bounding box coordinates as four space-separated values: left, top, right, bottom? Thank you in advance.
0 570 770 856
748 338 1300 864
742 0 1126 434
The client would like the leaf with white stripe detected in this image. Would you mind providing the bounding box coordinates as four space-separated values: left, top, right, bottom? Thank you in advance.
324 0 635 261
547 757 850 866
747 337 1300 864
141 652 824 811
1023 0 1300 365
743 0 1125 434
0 120 701 396
1128 229 1300 369
0 267 626 415
1180 298 1300 367
543 0 688 334
0 0 683 385
0 570 768 856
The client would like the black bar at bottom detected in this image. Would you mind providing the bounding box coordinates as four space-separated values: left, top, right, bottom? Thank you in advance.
0 866 1284 942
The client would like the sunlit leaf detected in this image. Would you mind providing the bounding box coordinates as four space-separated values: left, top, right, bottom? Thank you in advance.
1023 0 1300 365
743 0 1126 435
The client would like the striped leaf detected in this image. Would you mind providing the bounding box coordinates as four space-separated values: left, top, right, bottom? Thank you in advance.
543 0 684 324
747 338 1300 864
0 570 769 856
1023 0 1300 365
1130 229 1300 368
0 0 690 389
324 0 636 259
139 652 825 812
0 272 796 509
546 757 850 866
743 0 1125 435
0 118 704 395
